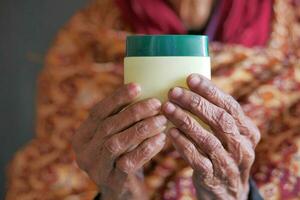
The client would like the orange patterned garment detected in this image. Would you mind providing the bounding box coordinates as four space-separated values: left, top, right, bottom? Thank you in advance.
5 0 300 199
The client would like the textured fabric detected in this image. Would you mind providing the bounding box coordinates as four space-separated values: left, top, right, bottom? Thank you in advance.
5 0 300 199
248 178 264 200
115 0 186 34
93 180 264 200
207 0 273 47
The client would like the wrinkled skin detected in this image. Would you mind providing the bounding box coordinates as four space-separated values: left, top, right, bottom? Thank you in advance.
73 74 260 200
72 83 167 200
162 74 261 200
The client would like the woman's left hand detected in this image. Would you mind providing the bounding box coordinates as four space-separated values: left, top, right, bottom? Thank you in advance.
162 74 261 200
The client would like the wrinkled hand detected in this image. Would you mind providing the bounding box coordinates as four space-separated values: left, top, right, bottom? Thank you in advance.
162 74 261 200
72 83 167 200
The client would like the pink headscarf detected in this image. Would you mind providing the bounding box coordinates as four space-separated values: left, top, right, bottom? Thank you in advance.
115 0 273 47
207 0 273 47
115 0 186 34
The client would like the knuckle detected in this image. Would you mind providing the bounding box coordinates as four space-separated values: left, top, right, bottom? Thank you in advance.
252 127 261 146
190 95 204 111
218 109 232 123
226 96 242 115
179 116 198 132
242 146 255 167
116 158 134 174
135 122 149 137
190 94 201 108
205 85 218 99
212 140 223 152
124 104 140 121
140 143 154 158
183 142 195 156
103 138 122 156
129 105 141 121
202 135 222 152
202 160 213 174
216 110 236 133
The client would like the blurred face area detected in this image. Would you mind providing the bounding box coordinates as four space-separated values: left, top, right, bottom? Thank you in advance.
167 0 215 30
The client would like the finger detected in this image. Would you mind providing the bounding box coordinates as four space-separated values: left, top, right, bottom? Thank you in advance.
187 74 260 146
103 115 167 158
162 102 239 188
169 87 239 137
89 83 141 121
72 118 97 151
187 74 243 118
192 172 227 200
241 116 261 147
168 128 213 177
116 133 166 174
163 102 224 155
169 87 243 162
169 87 239 136
86 100 163 181
97 98 162 138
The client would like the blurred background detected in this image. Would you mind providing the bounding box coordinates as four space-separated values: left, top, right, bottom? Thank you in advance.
0 0 87 198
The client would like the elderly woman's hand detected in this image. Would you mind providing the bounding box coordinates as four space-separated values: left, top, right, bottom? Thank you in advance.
72 83 167 200
162 74 261 200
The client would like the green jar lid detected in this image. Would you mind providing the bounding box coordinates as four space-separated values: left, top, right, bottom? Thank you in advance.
126 35 209 57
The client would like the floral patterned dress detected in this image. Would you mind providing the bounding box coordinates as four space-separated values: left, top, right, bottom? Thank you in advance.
5 0 300 199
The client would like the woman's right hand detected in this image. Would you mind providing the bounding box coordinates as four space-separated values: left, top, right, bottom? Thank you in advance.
72 83 167 200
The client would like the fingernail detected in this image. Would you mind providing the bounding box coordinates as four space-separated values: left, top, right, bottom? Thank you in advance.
128 83 141 97
189 74 200 87
150 98 162 109
169 128 179 138
171 87 183 98
164 102 176 114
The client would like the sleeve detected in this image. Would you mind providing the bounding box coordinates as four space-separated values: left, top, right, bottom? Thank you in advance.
94 179 263 200
248 178 264 200
94 193 101 200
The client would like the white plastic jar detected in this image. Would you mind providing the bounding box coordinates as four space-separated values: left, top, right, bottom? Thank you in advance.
124 35 211 102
